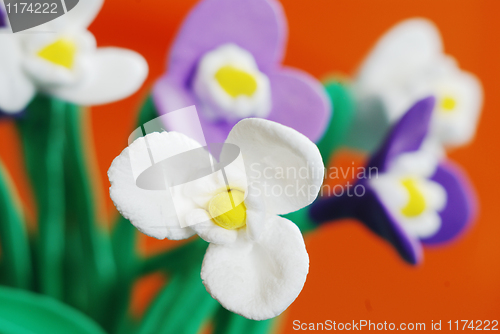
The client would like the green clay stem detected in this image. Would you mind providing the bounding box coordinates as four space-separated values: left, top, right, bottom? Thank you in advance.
16 95 66 299
139 239 208 276
63 104 117 321
137 96 159 127
157 268 218 334
212 307 275 334
0 161 32 289
135 274 185 334
105 215 140 334
316 81 356 166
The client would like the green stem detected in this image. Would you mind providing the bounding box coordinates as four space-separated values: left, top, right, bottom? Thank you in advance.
16 95 66 299
0 161 32 289
105 215 140 334
212 307 276 334
316 80 356 165
63 104 117 321
139 239 208 276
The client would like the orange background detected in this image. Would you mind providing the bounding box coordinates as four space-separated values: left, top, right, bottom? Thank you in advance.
0 0 498 331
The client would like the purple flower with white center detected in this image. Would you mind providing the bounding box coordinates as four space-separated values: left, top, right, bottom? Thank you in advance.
152 0 330 145
310 97 476 264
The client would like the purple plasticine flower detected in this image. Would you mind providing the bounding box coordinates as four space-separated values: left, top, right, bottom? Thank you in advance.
310 97 476 264
152 0 330 145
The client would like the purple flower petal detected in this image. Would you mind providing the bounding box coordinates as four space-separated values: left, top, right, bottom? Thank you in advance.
421 161 477 244
309 181 423 264
153 77 232 144
166 0 286 86
266 68 331 142
368 96 435 173
0 6 6 28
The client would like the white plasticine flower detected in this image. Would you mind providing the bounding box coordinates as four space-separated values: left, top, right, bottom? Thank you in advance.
0 0 148 113
353 18 483 148
193 43 272 121
370 149 447 238
108 118 325 320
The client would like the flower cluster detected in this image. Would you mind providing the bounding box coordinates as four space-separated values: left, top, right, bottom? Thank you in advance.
151 0 330 145
0 0 148 114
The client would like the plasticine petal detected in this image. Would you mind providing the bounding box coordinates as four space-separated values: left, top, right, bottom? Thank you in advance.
421 162 476 244
201 215 309 320
152 77 232 145
266 68 331 142
368 97 435 173
48 47 148 105
227 118 325 215
167 0 286 85
108 132 205 240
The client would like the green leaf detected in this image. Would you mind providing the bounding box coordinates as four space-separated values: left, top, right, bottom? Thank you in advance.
0 160 32 289
0 285 107 334
316 80 356 165
16 95 66 299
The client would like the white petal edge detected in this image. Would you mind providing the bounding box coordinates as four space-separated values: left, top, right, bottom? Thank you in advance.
48 47 148 105
108 132 206 240
356 18 442 94
431 70 483 147
226 118 324 215
0 34 36 113
201 215 309 320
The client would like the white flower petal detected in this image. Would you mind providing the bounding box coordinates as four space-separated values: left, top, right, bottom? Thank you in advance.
0 34 36 113
420 179 447 212
226 118 324 215
244 184 266 241
356 18 442 94
193 43 272 120
401 211 441 239
48 47 147 105
23 31 96 87
430 70 483 147
188 209 238 245
108 132 206 240
201 215 309 320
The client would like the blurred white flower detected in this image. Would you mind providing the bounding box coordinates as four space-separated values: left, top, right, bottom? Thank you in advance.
354 18 483 148
108 118 324 320
0 0 148 113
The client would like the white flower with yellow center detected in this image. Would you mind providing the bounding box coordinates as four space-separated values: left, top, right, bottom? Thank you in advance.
0 0 148 113
193 43 272 121
370 150 446 238
108 118 324 320
354 18 483 148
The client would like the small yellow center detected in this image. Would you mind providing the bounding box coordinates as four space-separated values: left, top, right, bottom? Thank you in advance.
400 178 426 217
37 38 77 69
440 96 457 113
215 65 258 98
208 189 246 230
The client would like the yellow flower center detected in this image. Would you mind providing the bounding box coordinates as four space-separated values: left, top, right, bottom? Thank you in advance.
208 189 246 230
37 38 77 69
440 96 456 113
400 178 426 217
215 65 258 98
